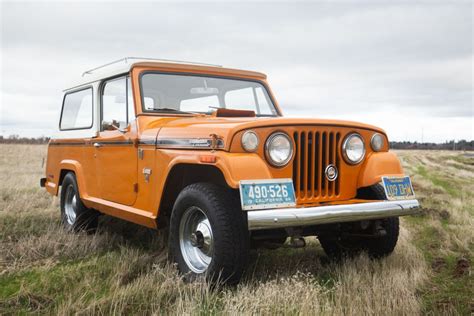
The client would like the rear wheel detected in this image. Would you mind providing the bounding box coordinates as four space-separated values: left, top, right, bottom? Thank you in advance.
60 172 98 232
318 184 399 259
168 183 249 284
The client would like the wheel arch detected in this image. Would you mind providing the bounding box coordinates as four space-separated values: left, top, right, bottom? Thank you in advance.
55 160 89 199
157 163 231 224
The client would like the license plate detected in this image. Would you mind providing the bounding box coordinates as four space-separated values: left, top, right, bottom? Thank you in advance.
239 179 296 210
382 176 416 200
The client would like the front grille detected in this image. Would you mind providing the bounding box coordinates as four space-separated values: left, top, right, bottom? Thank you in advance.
292 129 342 203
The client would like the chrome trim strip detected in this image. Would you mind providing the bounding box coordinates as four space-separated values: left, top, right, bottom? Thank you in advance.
156 138 224 149
49 141 87 146
94 140 134 146
138 139 156 146
50 140 135 147
247 199 420 231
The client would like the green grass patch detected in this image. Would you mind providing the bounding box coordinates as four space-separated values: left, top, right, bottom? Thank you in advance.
421 254 473 315
0 254 119 313
405 215 473 315
0 213 58 241
416 165 460 197
450 154 474 166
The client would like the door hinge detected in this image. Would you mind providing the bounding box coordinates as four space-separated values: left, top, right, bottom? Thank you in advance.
133 183 139 192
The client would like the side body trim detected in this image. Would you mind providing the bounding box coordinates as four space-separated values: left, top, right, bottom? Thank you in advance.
156 138 224 149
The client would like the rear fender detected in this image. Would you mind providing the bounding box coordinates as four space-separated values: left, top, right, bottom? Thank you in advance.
56 160 89 199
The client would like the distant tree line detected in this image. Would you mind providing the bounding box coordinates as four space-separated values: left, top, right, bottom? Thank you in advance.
390 140 473 151
0 135 50 144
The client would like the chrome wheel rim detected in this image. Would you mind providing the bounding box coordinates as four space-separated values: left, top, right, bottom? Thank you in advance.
179 206 213 273
64 185 77 225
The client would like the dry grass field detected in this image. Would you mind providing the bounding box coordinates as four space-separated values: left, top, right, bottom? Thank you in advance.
0 144 472 315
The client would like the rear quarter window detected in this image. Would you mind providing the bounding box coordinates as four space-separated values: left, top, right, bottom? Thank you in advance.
60 88 93 130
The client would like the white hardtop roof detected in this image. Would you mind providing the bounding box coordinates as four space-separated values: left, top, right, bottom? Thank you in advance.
65 57 223 91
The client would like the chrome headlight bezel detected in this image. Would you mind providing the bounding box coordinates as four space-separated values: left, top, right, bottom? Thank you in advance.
370 133 384 152
241 130 259 152
265 132 294 167
342 133 366 165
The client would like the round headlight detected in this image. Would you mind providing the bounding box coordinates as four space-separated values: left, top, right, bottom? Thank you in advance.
342 133 366 164
241 130 259 152
371 133 384 152
265 132 293 167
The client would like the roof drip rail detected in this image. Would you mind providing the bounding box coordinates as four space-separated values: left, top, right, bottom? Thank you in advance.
81 57 223 77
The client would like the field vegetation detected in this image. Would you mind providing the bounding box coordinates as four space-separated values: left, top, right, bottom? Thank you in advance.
0 145 472 314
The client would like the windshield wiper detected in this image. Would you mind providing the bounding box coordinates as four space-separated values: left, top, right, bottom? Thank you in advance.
154 107 196 115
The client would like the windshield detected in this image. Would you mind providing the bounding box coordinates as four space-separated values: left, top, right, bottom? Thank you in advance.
140 73 278 116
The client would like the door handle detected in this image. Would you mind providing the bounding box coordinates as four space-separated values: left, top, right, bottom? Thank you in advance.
93 143 102 148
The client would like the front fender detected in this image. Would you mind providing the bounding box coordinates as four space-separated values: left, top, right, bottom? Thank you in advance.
357 152 404 188
159 151 273 189
215 153 272 188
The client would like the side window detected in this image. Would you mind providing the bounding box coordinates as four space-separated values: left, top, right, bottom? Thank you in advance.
102 77 130 131
255 87 273 114
60 88 93 130
127 77 135 122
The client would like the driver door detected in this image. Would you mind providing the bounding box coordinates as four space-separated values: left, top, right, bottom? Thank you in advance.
94 76 138 206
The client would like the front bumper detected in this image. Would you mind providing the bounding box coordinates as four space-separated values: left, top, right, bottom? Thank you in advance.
247 199 420 231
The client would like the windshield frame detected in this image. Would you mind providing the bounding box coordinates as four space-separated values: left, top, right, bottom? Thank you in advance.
138 71 281 117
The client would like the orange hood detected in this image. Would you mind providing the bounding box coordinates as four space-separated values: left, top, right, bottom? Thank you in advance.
142 115 386 150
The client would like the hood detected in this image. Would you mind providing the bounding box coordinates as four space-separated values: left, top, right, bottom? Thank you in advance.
145 115 386 149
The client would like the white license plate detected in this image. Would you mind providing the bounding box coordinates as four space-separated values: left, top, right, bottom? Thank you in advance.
382 176 416 200
239 179 296 210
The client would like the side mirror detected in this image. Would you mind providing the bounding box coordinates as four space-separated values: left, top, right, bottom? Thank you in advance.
102 120 129 133
111 124 127 133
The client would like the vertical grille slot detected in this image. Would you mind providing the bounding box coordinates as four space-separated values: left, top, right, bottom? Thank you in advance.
315 132 320 197
292 129 341 203
335 132 341 195
321 132 327 196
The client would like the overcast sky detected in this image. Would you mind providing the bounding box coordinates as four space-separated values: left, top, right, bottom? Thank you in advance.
1 1 472 142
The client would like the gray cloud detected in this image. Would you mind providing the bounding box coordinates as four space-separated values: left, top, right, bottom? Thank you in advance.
1 1 472 141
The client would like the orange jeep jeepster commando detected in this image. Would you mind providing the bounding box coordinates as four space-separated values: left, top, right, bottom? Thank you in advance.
42 57 419 284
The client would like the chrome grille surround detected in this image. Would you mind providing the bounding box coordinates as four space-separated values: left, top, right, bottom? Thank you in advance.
292 129 342 204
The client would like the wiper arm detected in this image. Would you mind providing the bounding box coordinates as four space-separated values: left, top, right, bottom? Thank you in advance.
154 107 196 115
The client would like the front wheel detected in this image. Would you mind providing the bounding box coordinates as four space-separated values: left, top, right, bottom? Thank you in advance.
318 217 399 259
318 184 399 259
168 183 249 284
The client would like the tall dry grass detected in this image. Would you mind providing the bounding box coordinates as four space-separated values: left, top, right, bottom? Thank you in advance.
1 145 472 314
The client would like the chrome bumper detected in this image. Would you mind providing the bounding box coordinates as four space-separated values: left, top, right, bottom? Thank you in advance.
247 199 420 231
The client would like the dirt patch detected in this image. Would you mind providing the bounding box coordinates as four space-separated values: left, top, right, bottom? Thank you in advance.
420 208 450 221
453 257 470 277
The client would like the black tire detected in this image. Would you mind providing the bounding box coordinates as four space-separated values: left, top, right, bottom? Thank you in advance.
60 172 98 232
168 183 249 284
318 184 399 259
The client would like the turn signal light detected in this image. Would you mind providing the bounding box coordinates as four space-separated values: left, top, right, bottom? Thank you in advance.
200 155 216 163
